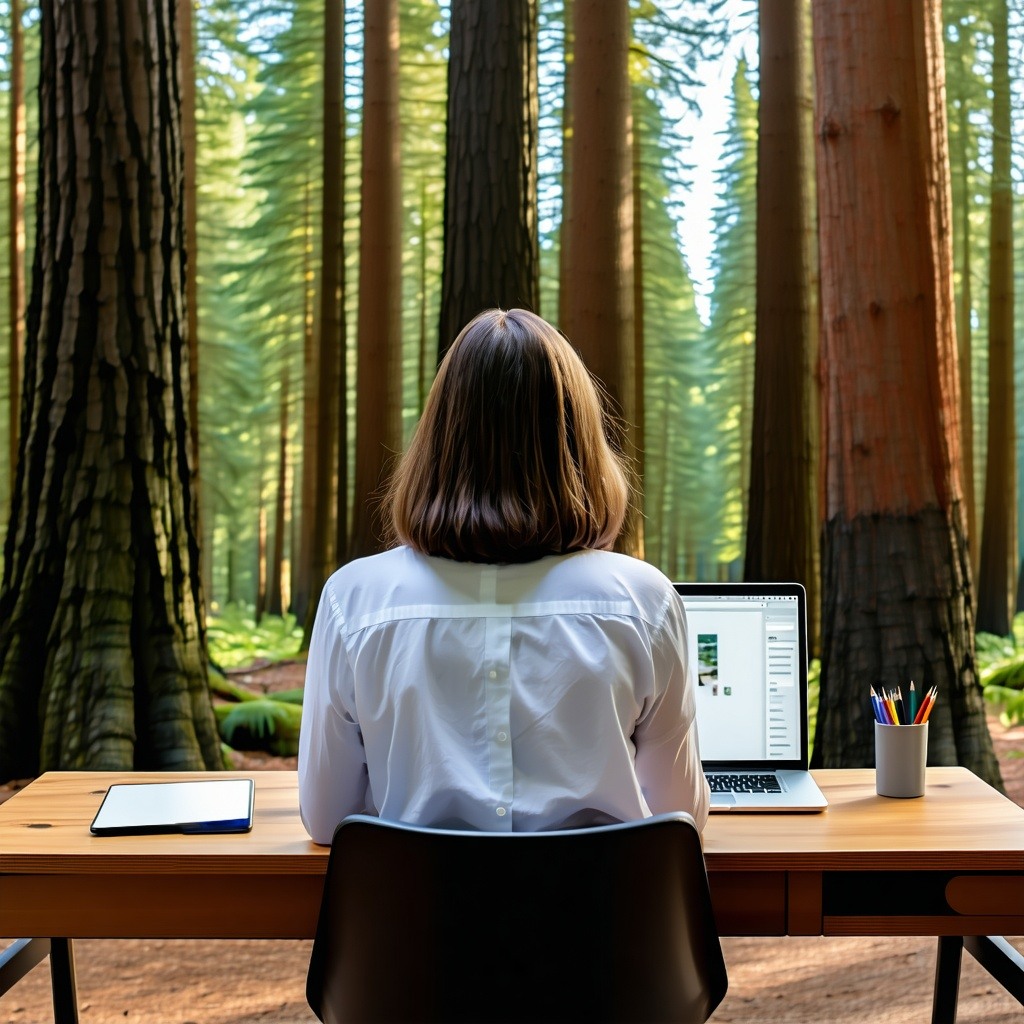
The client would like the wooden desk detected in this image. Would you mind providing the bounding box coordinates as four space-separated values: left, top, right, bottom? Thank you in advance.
1 767 1023 1023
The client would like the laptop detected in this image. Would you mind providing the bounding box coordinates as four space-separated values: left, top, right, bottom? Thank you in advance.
673 581 827 812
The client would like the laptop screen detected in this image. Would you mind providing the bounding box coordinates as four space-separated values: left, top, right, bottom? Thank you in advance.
673 582 809 770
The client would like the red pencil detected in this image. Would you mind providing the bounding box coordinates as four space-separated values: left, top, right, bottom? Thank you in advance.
914 686 937 725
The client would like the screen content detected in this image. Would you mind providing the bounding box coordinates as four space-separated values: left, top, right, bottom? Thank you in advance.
679 593 802 762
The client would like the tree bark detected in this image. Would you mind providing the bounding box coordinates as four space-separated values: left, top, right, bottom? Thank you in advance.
810 0 1001 787
438 0 539 357
349 0 403 559
975 0 1016 638
301 0 346 645
178 0 200 490
745 0 819 649
562 0 637 552
266 365 290 617
631 113 645 561
294 180 318 625
952 97 977 585
7 0 25 496
0 0 221 780
558 0 573 327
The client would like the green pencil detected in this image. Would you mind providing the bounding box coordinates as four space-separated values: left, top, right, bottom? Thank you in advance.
909 681 917 724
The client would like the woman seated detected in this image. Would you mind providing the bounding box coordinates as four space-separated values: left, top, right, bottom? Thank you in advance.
298 308 709 843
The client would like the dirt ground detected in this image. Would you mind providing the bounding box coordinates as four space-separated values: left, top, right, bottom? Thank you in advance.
2 661 1024 1024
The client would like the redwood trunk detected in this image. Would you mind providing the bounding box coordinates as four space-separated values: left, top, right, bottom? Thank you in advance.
266 366 290 617
810 0 1001 787
975 0 1016 638
349 0 403 559
745 0 819 647
562 0 636 551
438 0 539 356
302 0 346 642
7 0 25 494
0 0 220 779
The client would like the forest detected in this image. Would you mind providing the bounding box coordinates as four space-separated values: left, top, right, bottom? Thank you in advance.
0 0 1021 783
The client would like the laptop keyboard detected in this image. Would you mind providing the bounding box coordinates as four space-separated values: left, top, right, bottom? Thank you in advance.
706 772 783 794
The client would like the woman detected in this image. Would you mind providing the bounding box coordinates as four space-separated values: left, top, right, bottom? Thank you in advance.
298 308 709 843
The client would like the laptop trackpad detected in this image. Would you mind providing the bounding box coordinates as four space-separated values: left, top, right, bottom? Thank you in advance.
711 793 737 807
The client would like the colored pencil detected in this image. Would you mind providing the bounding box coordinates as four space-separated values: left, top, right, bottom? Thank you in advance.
914 686 937 725
870 687 884 724
886 691 899 725
909 681 917 724
919 687 938 724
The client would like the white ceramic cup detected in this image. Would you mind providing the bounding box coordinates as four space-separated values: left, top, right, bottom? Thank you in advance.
874 720 928 798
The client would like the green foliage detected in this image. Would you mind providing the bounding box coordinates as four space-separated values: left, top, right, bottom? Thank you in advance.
980 614 1024 727
207 604 303 668
702 57 757 574
206 607 304 755
216 698 303 757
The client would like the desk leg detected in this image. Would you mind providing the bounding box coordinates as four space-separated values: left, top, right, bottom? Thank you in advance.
962 936 1024 1006
932 936 963 1024
49 938 78 1024
0 938 51 996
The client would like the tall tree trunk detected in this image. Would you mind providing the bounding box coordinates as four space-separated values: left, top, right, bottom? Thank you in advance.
975 0 1016 638
558 0 573 327
255 492 267 623
950 90 978 584
744 0 819 648
7 0 25 496
294 181 318 624
418 178 430 412
178 0 199 484
562 0 637 552
810 0 1001 788
302 0 346 645
632 114 645 561
0 0 221 780
349 0 403 559
329 3 348 579
266 366 290 617
438 0 539 357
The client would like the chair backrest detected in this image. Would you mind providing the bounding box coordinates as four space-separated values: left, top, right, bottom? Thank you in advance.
306 811 728 1024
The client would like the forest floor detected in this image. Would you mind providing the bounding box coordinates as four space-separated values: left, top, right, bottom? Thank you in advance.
2 660 1024 1024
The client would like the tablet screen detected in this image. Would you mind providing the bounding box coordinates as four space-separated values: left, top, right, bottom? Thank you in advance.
90 779 255 835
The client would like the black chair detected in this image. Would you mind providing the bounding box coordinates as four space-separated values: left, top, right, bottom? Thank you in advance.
306 811 728 1024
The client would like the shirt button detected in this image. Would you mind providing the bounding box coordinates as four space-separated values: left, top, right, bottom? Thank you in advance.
497 731 508 742
496 806 506 817
488 669 497 679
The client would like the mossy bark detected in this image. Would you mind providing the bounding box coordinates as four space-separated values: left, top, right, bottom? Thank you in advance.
0 0 220 780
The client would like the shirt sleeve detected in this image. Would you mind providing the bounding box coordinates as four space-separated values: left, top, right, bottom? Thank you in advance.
298 581 371 845
632 593 710 832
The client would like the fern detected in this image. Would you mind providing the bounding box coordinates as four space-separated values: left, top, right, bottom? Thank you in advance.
979 613 1024 729
983 685 1024 728
216 698 303 757
206 603 303 668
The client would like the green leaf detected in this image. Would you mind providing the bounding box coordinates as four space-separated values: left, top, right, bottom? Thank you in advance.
215 697 303 756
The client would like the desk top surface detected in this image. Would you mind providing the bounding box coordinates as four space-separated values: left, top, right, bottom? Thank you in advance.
0 767 1022 875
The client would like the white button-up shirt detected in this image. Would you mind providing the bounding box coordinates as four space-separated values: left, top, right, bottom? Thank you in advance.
298 546 709 844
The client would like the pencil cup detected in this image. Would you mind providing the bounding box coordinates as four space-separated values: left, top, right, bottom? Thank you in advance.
874 721 928 798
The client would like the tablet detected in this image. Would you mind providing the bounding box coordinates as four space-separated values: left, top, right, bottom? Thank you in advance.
90 779 255 836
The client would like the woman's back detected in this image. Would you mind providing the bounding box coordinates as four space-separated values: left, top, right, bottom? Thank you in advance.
299 546 708 839
298 308 709 843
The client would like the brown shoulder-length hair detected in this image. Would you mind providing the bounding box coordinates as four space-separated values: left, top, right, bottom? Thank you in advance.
385 308 630 563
